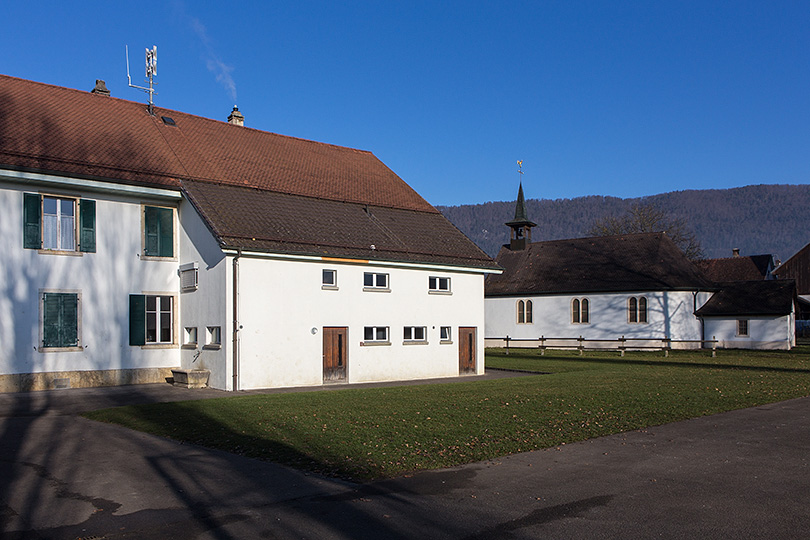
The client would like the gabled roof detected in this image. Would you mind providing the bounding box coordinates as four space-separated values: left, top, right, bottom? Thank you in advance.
0 74 433 211
183 180 496 268
695 280 796 317
485 232 713 296
774 240 810 295
695 254 774 282
0 74 496 269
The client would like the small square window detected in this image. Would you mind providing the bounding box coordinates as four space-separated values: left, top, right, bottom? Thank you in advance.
404 326 427 342
363 272 389 290
206 326 222 346
184 327 198 346
363 326 389 343
322 269 337 288
440 326 452 342
429 276 451 293
737 319 749 337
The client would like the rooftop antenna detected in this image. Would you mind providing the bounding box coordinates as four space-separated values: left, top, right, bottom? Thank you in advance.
126 45 158 115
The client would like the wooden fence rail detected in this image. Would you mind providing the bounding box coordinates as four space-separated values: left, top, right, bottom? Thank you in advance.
486 335 718 357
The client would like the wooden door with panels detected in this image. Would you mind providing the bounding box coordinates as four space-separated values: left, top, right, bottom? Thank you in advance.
458 327 477 374
323 327 348 382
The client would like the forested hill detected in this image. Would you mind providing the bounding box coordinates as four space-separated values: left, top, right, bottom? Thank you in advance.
437 184 810 261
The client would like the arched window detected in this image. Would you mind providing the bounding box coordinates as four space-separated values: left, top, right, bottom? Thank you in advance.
517 300 533 324
572 298 589 324
628 296 647 323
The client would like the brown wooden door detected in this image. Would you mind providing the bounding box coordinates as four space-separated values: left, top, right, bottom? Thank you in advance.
323 327 347 382
459 327 476 374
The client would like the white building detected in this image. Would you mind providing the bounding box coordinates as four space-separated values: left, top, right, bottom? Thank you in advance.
484 185 796 350
0 75 498 392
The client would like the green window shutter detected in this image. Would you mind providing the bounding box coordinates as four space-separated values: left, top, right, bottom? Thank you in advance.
144 206 159 256
79 199 96 253
158 207 173 257
129 294 146 346
23 193 42 249
43 293 78 347
144 206 173 257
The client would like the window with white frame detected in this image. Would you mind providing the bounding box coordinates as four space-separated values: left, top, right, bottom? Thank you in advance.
517 299 533 324
363 326 389 343
322 269 337 288
572 298 589 324
24 193 96 252
403 326 427 342
737 319 749 337
363 272 389 290
428 276 451 293
129 294 174 345
440 326 452 342
41 291 80 349
184 327 198 346
628 296 647 323
206 326 222 347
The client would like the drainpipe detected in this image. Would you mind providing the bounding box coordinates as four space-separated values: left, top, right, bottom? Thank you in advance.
232 249 241 391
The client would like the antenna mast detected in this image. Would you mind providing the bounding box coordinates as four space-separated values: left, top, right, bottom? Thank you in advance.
126 45 158 115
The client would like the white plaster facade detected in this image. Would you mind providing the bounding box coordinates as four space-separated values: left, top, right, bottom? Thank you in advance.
485 291 714 349
702 312 795 350
0 171 182 389
178 200 488 390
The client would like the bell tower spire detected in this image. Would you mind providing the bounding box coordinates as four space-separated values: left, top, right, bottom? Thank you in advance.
505 161 536 250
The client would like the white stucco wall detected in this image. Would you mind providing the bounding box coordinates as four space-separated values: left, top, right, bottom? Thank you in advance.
703 315 795 350
177 199 229 389
485 290 711 349
0 179 181 378
233 257 487 390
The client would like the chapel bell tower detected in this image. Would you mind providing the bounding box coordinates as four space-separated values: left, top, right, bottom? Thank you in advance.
505 161 536 250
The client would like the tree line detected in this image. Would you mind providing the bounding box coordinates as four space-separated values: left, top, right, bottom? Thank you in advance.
438 184 810 261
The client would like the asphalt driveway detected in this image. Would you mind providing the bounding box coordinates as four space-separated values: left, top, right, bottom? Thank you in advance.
1 376 809 539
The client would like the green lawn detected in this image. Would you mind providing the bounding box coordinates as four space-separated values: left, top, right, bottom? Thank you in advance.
84 345 810 481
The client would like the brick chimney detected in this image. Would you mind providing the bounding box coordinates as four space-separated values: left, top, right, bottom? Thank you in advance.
91 80 110 96
227 106 244 126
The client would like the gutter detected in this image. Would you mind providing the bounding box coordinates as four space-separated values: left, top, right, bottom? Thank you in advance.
232 249 241 391
0 167 182 201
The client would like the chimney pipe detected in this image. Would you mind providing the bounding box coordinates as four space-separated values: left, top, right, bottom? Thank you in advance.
732 248 740 257
228 106 244 126
91 79 110 96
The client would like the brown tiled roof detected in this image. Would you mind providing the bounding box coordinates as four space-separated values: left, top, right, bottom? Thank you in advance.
183 181 496 268
1 74 496 268
774 241 810 295
695 280 796 317
485 232 713 296
695 255 774 282
0 74 435 212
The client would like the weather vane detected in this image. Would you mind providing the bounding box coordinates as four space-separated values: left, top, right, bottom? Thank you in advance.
517 160 524 179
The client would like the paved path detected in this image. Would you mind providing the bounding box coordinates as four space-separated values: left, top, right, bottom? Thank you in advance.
1 375 809 539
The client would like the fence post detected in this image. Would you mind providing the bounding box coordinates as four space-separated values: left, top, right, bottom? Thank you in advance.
620 335 626 357
664 337 671 358
712 336 717 358
578 335 584 356
540 335 546 356
505 335 510 355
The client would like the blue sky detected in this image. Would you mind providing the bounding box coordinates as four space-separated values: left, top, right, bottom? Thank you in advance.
2 1 808 206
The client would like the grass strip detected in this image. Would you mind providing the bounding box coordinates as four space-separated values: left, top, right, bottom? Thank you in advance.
84 346 810 481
